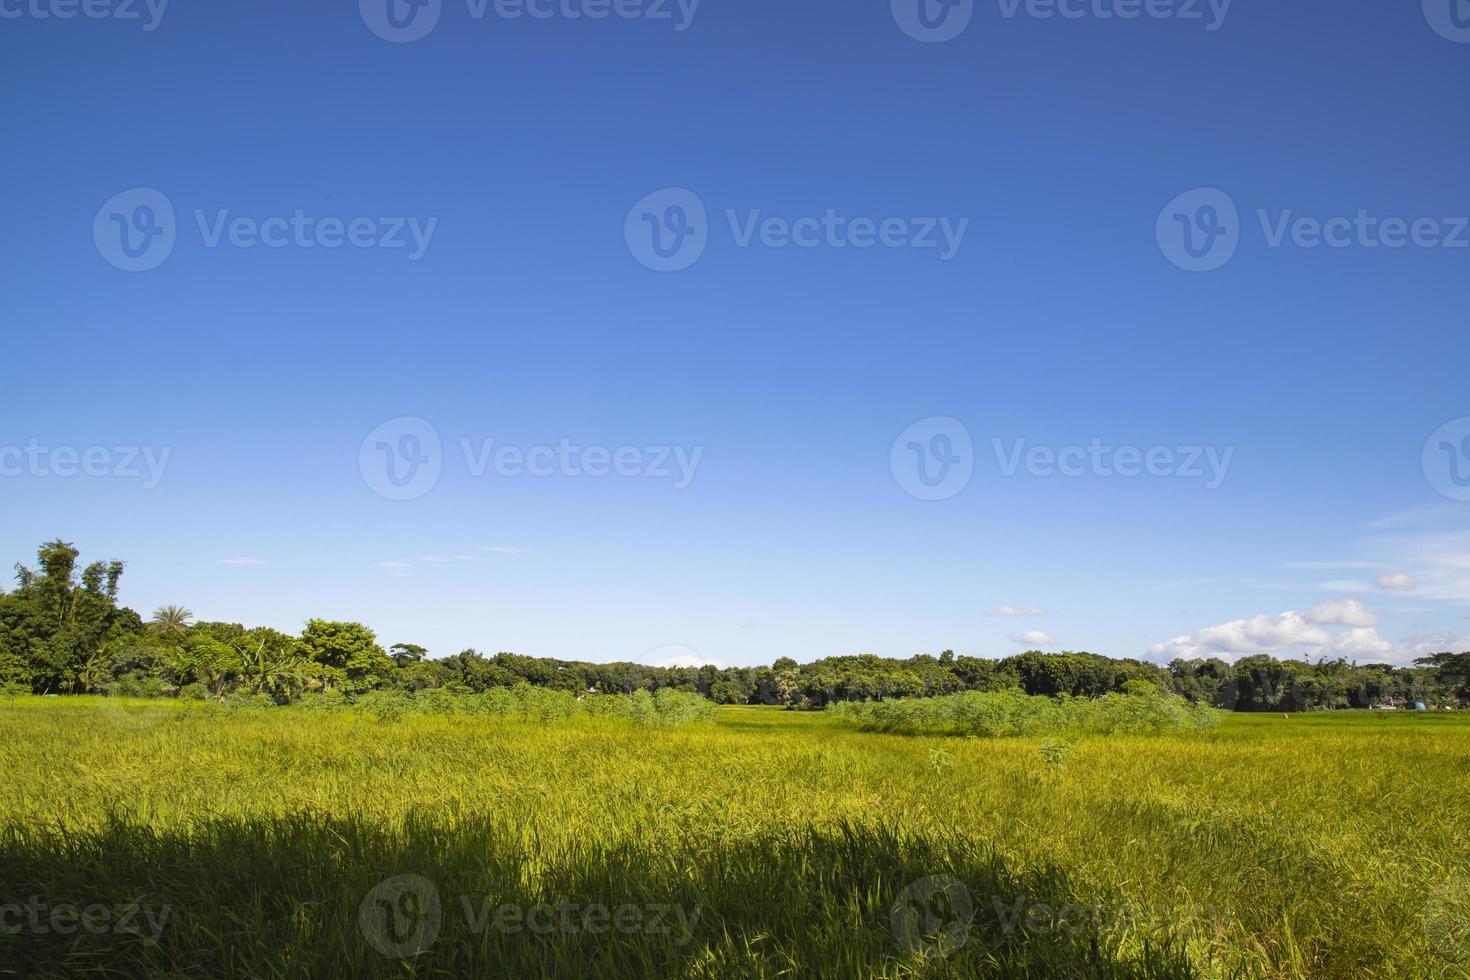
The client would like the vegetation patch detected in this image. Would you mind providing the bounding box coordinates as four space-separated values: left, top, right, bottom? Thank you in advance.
829 687 1225 738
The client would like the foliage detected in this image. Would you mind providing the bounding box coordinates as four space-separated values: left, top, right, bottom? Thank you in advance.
2 541 1468 713
829 689 1224 738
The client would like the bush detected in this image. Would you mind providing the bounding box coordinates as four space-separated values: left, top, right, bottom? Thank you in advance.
829 688 1223 738
264 683 716 729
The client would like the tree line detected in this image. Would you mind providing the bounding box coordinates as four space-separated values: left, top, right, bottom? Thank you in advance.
1 540 1465 710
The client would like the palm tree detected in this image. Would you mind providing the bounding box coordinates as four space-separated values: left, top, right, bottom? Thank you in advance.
149 605 194 635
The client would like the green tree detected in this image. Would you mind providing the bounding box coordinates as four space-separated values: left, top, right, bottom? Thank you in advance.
296 620 392 692
149 605 194 635
390 642 429 666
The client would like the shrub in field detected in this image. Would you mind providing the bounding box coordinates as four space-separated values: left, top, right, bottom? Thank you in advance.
285 684 717 729
829 688 1223 737
583 688 719 728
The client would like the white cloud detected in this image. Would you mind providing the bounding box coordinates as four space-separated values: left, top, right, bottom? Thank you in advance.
1376 572 1417 592
1149 611 1331 660
1392 632 1470 663
1011 630 1055 647
1145 598 1456 665
1304 598 1379 628
219 558 265 566
1330 627 1394 658
647 655 724 669
992 605 1045 617
636 644 722 669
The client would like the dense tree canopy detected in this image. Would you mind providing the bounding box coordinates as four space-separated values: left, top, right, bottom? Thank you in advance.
1 540 1465 710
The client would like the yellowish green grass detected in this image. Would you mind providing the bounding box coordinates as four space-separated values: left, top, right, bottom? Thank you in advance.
1 698 1468 977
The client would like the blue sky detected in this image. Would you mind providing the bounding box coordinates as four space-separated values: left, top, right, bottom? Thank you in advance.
3 0 1469 667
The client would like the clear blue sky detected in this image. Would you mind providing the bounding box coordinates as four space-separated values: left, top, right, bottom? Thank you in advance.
4 0 1468 667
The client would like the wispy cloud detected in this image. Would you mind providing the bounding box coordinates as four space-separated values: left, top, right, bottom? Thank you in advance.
481 546 528 556
219 558 266 566
1011 630 1055 647
1377 572 1417 592
992 605 1045 617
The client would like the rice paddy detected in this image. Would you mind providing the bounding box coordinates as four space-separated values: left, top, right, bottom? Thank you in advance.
1 698 1468 978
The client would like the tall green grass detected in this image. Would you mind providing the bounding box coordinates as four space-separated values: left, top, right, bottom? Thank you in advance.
1 697 1467 978
828 689 1225 737
337 684 719 727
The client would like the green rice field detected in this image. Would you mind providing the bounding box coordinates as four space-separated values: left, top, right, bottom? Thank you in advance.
2 698 1468 978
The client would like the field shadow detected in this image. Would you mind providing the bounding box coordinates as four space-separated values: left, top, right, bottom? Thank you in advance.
0 813 1198 979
